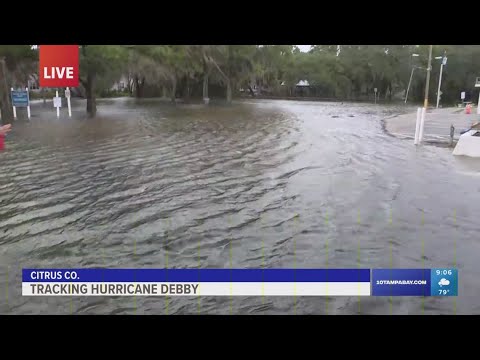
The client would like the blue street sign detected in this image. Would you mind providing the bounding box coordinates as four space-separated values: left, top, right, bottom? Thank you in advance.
11 90 29 107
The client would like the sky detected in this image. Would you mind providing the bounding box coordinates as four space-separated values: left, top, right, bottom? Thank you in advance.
297 45 311 52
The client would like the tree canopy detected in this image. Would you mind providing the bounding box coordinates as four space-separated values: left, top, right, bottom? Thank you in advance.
1 45 480 122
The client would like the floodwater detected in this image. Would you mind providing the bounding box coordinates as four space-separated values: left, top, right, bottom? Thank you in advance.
1 98 480 315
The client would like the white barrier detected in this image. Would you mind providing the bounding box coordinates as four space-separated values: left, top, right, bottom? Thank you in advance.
26 87 31 120
65 87 72 117
418 107 426 144
414 108 421 144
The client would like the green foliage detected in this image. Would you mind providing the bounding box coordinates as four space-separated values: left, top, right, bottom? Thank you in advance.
28 89 56 100
80 45 127 84
0 45 38 123
0 45 37 72
2 44 480 108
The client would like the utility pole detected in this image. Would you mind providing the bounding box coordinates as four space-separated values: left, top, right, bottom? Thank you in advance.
424 45 433 108
417 45 433 145
416 45 433 144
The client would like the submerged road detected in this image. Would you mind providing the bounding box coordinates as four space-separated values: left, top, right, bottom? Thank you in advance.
1 98 480 314
385 106 479 144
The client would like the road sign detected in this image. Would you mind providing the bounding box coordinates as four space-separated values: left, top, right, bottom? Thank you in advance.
442 57 447 66
65 88 71 98
461 91 466 100
475 77 480 87
11 89 29 107
374 88 378 92
53 96 62 108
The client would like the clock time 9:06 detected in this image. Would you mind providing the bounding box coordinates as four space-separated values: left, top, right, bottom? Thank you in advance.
436 270 452 276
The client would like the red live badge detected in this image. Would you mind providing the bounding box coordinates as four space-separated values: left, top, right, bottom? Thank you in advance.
39 45 79 88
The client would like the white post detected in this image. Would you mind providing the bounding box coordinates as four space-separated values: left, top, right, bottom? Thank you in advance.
11 88 17 120
66 87 72 117
436 63 444 109
419 107 427 143
414 107 422 145
26 87 31 120
477 91 480 115
56 90 60 118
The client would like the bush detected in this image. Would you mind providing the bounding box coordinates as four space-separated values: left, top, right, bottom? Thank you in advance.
98 89 131 98
28 90 56 100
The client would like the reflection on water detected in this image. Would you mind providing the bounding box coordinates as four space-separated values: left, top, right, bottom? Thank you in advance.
1 98 480 314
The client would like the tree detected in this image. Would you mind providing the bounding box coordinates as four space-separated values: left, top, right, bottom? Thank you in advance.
80 45 127 117
198 45 216 102
310 45 338 55
253 45 295 94
0 45 37 124
124 46 172 98
208 45 256 103
47 44 480 106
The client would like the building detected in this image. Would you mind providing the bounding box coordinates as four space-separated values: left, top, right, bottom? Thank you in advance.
295 80 310 96
27 74 40 92
111 76 129 91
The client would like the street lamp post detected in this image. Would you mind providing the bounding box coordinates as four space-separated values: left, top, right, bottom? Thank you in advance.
435 51 447 109
405 67 415 104
405 53 420 104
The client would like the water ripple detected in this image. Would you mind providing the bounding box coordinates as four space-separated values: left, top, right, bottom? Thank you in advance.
1 99 479 314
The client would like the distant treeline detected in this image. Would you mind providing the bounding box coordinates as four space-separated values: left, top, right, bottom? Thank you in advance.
1 45 479 122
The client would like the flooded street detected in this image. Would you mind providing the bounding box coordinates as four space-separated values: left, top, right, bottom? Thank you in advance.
1 98 480 314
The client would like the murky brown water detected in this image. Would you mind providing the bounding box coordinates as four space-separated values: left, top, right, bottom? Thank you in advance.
1 98 480 314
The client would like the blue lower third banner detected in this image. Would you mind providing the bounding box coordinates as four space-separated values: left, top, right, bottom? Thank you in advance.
22 269 371 296
22 268 457 297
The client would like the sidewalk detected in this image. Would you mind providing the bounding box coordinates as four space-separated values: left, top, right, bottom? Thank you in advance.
384 106 479 144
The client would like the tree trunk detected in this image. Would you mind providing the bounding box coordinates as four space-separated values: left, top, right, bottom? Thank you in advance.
209 59 232 103
171 77 177 103
226 79 232 104
0 58 13 124
85 73 96 118
135 76 145 98
247 85 256 97
127 75 134 96
203 73 209 99
184 77 191 102
162 86 167 99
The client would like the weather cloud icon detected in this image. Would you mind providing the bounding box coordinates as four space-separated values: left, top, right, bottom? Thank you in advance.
439 278 450 287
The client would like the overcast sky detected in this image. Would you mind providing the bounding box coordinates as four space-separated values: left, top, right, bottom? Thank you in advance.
297 45 311 52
